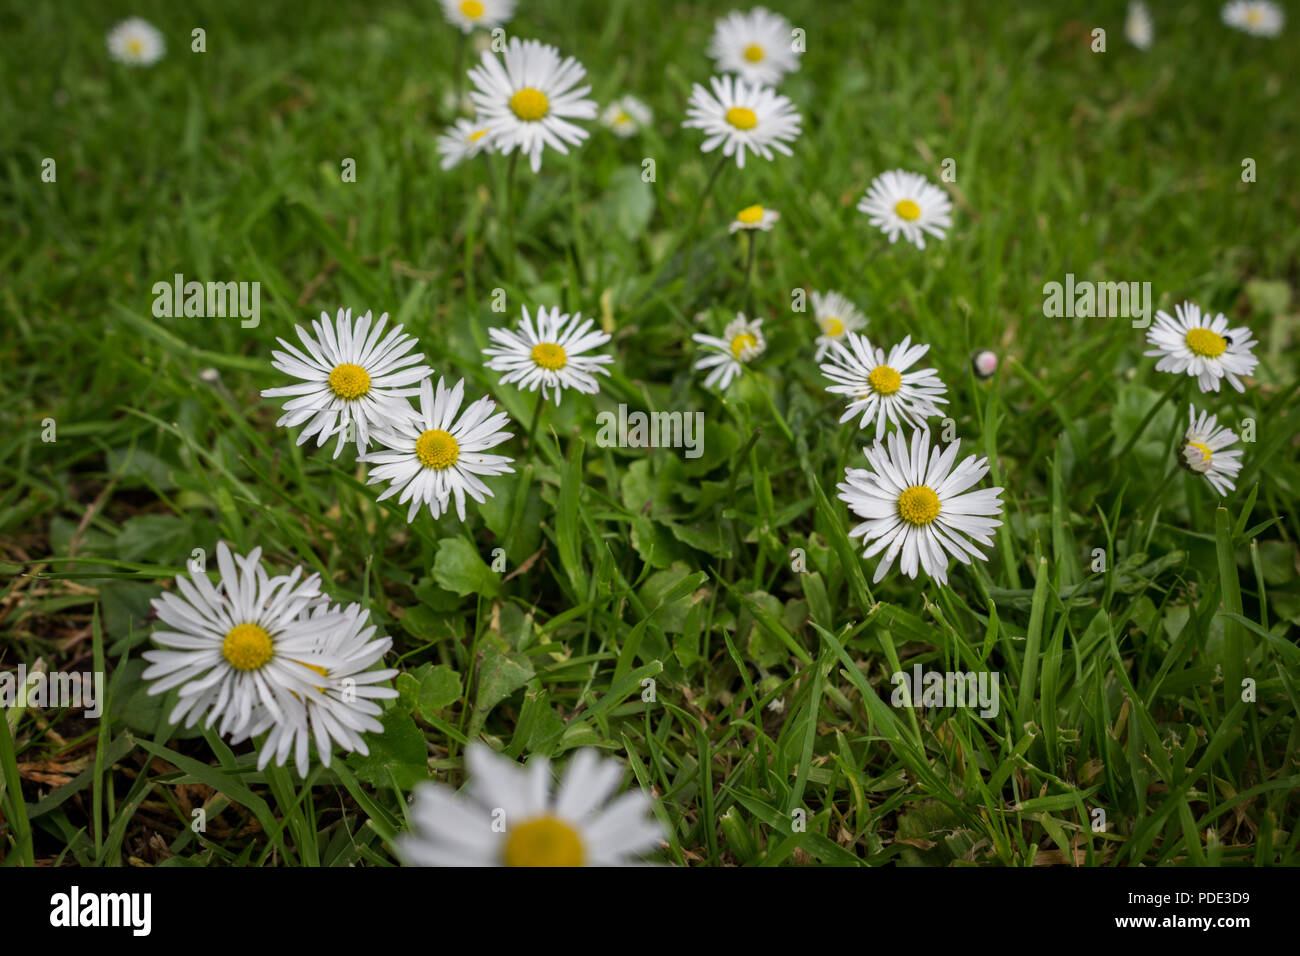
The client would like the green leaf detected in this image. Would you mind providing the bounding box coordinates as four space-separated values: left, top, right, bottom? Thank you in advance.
347 709 429 790
432 537 500 597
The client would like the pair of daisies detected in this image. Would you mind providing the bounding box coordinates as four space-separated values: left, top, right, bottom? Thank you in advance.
261 306 612 522
1127 0 1285 49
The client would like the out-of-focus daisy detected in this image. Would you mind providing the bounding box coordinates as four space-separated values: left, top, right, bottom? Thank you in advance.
482 306 614 405
467 37 597 173
141 543 345 739
400 745 665 866
682 75 802 169
1144 301 1258 393
1180 404 1243 496
362 377 514 522
810 290 868 361
438 117 493 169
707 6 801 87
107 17 165 67
838 428 1004 585
729 204 779 233
600 95 652 138
820 332 948 440
971 349 999 380
856 170 953 250
692 313 766 390
1126 1 1154 49
440 0 516 33
261 309 432 458
1221 0 1284 36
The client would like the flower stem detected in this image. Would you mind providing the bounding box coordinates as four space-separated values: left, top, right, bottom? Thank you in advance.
504 150 521 285
742 229 758 314
1116 375 1184 462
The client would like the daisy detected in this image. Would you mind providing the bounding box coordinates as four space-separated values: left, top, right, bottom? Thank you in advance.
467 37 597 173
600 95 652 138
107 17 165 67
1221 0 1285 36
399 744 666 866
261 309 432 458
682 74 802 169
361 376 514 522
692 313 766 390
1144 301 1258 393
440 0 516 34
838 428 1004 586
438 117 493 169
482 305 614 405
707 6 801 87
856 170 953 250
820 332 949 440
1180 404 1243 496
141 542 346 739
1126 1 1154 49
729 204 780 233
810 290 869 361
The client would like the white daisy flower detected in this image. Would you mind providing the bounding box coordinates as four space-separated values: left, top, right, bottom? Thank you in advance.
261 309 432 458
107 17 165 67
1126 1 1154 49
729 203 780 233
838 428 1004 586
682 74 802 169
820 332 948 440
399 744 666 866
361 377 514 522
482 305 614 405
1143 301 1258 393
1221 0 1284 36
707 6 801 87
141 542 346 740
600 95 653 138
1180 404 1243 496
440 0 516 33
810 290 869 361
467 37 597 173
692 313 766 390
438 117 493 169
856 170 953 250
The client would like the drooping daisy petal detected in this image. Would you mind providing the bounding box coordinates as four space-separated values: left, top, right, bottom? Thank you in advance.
482 305 614 405
692 313 766 391
682 74 802 170
1143 301 1258 393
856 170 953 249
810 290 869 361
820 331 948 439
707 6 802 87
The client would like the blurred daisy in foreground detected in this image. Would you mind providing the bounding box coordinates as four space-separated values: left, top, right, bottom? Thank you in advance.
729 204 779 233
820 332 948 439
1126 1 1154 49
682 75 802 169
693 313 766 390
467 37 597 173
838 428 1004 585
600 95 652 137
707 6 801 87
261 309 432 457
857 170 953 249
1180 404 1243 496
810 290 868 361
440 0 516 33
107 17 165 67
362 377 514 522
438 117 493 169
483 306 614 404
1144 301 1258 393
400 745 665 866
1221 0 1284 36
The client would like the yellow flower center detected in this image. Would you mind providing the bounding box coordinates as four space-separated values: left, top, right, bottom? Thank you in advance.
615 110 631 124
894 199 922 221
127 37 144 55
222 623 273 672
1246 8 1262 25
328 362 371 400
821 317 845 337
469 128 488 142
460 0 485 18
730 333 758 358
867 365 902 395
736 204 764 224
725 106 758 130
1185 327 1227 358
1186 441 1213 463
530 342 568 370
743 43 765 63
510 87 550 121
504 815 585 867
897 486 941 526
415 429 460 469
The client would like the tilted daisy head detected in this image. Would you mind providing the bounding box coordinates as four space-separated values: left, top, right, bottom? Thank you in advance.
400 744 666 867
467 37 597 173
1126 1 1154 49
1180 404 1243 496
820 332 948 440
682 74 802 169
361 376 514 523
857 170 954 249
1143 301 1258 393
440 0 516 34
482 305 614 404
600 95 652 137
1221 0 1284 36
838 428 1004 586
810 290 869 360
708 6 802 87
438 117 493 170
107 17 165 67
692 313 766 390
729 204 780 233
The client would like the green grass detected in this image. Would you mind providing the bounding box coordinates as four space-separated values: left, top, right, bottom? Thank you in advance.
2 0 1298 867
